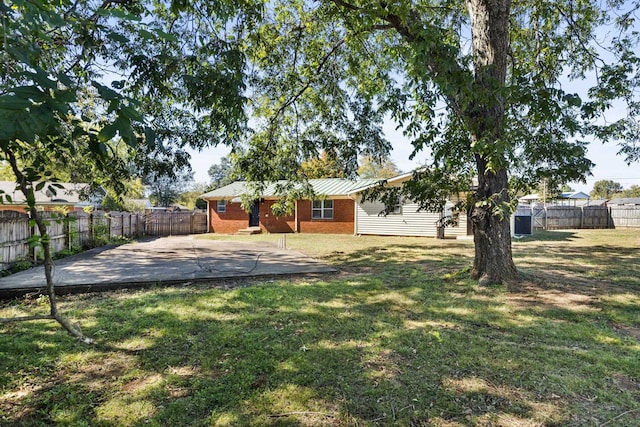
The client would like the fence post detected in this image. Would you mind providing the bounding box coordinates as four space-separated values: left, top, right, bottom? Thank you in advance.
64 212 70 251
29 217 36 261
580 206 584 229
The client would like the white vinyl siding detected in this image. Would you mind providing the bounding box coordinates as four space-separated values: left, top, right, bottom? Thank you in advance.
355 199 467 237
387 196 402 214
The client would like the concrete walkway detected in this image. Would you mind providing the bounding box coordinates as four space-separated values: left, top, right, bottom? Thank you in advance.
0 236 336 297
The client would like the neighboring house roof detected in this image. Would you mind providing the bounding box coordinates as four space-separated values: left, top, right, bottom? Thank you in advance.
576 199 607 207
125 198 154 208
0 181 95 205
608 197 640 205
519 194 539 202
200 178 382 200
519 191 591 202
560 191 590 199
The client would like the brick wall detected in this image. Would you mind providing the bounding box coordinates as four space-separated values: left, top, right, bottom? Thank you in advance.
297 199 354 234
208 198 356 234
259 200 295 233
209 200 248 234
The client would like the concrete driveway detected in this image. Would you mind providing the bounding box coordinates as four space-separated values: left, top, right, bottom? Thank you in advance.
0 236 335 297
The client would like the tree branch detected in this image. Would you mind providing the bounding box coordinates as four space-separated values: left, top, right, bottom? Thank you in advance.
1 315 55 323
268 38 346 133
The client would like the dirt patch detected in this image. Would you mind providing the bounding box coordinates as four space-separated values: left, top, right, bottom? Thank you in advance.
121 373 164 394
611 374 639 392
611 323 640 341
67 353 136 390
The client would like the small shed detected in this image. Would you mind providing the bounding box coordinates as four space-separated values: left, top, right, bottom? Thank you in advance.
511 205 533 236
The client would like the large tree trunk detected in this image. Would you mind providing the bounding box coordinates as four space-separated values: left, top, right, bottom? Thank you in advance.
471 159 519 284
466 0 519 284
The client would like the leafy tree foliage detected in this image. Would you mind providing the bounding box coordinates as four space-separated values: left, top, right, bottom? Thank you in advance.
234 0 640 284
207 157 237 189
300 150 348 178
358 155 401 179
615 184 640 198
145 169 194 207
0 0 255 339
591 179 624 199
177 182 210 210
533 179 572 204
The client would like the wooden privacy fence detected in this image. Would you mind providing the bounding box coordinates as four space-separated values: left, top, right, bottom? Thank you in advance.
146 211 208 236
0 210 208 270
530 205 640 230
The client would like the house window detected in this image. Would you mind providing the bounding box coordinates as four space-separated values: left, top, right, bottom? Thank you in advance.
217 200 227 213
312 199 333 219
387 196 402 214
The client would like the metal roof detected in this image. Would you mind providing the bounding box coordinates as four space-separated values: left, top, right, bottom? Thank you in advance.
200 178 382 200
608 197 640 205
520 191 591 201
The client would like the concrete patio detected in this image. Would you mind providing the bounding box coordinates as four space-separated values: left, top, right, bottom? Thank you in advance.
0 236 336 298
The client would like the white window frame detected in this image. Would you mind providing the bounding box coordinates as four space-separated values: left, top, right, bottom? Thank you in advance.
312 199 333 219
217 199 227 213
388 196 402 214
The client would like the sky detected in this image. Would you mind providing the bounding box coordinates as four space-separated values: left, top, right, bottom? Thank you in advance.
188 123 640 195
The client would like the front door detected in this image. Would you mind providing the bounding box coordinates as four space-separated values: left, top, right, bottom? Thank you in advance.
249 203 260 227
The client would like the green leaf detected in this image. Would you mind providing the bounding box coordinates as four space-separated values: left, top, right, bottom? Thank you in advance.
98 123 118 142
29 68 57 90
106 32 129 43
144 127 156 146
57 72 74 87
0 95 32 110
118 105 143 122
92 82 121 101
96 8 141 22
139 29 155 40
155 29 179 43
26 190 36 207
35 181 46 191
564 94 582 108
113 117 136 146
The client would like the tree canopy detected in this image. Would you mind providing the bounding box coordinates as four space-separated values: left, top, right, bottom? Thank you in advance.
300 150 348 179
0 0 257 338
208 156 238 189
616 184 640 198
358 155 402 179
591 179 625 199
232 0 640 284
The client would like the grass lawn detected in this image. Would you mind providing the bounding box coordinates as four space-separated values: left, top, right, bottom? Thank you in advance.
1 229 639 426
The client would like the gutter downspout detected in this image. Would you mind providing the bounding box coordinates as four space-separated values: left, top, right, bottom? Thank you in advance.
206 199 211 233
350 193 358 235
294 200 299 233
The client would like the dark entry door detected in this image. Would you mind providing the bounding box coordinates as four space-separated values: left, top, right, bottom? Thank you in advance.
249 203 260 227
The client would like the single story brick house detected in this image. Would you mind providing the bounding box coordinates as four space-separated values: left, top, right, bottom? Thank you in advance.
200 174 471 238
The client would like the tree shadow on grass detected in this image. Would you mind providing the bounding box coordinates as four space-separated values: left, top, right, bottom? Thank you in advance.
1 239 639 426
